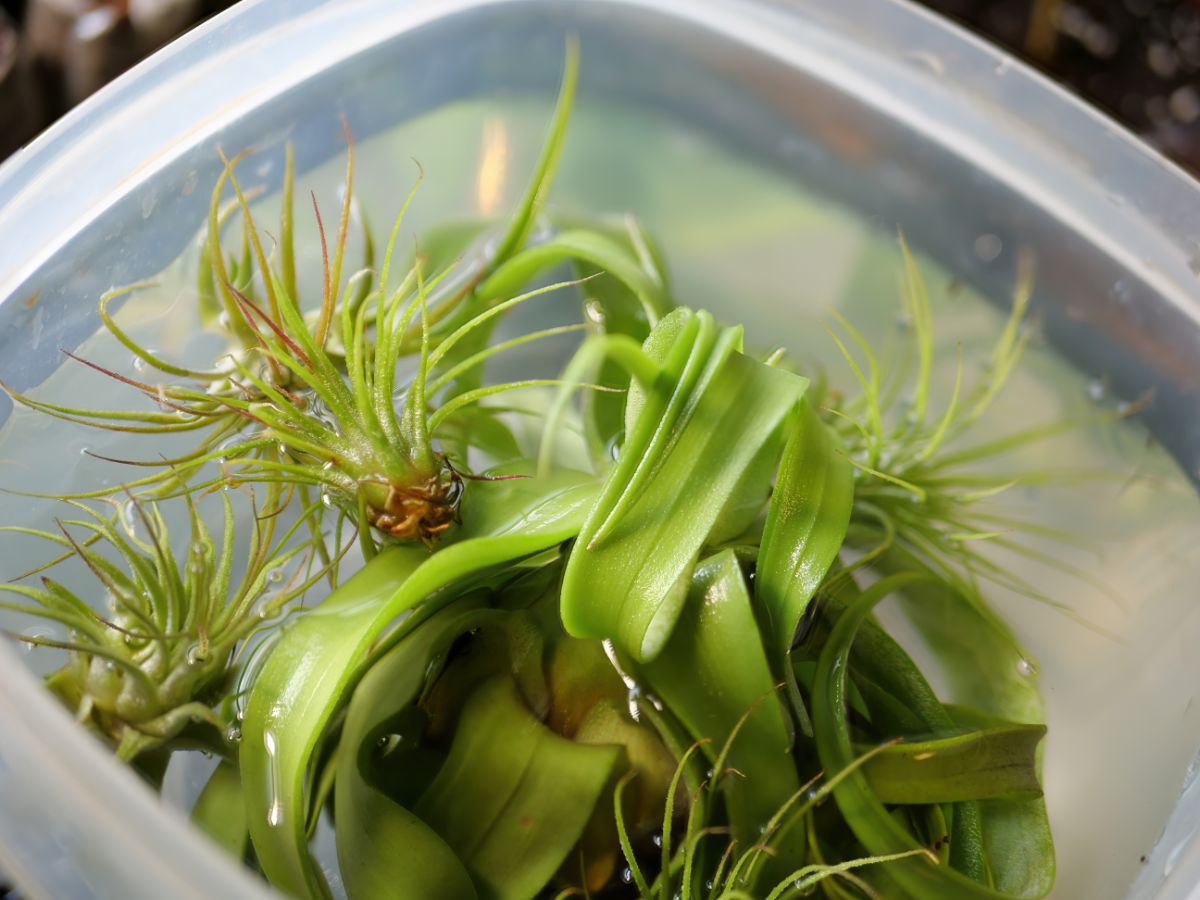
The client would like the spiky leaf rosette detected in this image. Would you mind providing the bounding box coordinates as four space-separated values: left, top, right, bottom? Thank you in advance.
0 489 324 760
818 239 1125 635
0 42 660 554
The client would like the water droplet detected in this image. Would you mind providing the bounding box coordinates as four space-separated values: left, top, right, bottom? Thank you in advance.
79 445 93 456
264 729 284 827
18 625 56 650
120 499 149 541
267 567 284 585
584 300 606 325
1016 657 1037 677
1087 379 1107 401
621 868 633 884
652 834 663 848
132 354 150 373
226 725 243 744
321 491 333 508
973 233 1003 262
906 51 945 76
186 643 207 665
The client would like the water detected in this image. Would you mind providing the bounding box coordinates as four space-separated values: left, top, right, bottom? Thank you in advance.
1 97 1199 899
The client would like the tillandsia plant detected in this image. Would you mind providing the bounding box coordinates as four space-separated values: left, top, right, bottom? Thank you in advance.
1 42 1118 900
0 485 328 763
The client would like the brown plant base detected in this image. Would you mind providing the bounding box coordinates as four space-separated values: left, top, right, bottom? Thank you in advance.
364 472 462 544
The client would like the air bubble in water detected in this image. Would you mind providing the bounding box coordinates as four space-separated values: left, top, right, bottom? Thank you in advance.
973 233 1003 262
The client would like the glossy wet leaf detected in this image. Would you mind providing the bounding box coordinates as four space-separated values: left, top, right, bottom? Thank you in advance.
812 575 1053 899
859 723 1046 804
757 399 852 729
240 469 598 899
336 596 488 900
562 310 807 661
415 677 621 900
642 550 802 884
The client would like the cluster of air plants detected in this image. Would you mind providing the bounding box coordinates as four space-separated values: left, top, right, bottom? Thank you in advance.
0 43 1085 899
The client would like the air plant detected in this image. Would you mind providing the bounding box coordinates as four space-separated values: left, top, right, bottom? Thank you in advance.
0 486 327 761
819 238 1131 639
0 40 667 557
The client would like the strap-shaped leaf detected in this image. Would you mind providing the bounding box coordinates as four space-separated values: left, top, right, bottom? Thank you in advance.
876 548 1055 896
756 399 852 729
414 677 621 900
812 575 1054 899
824 584 988 881
240 469 598 899
642 550 803 883
335 596 489 900
562 312 807 661
859 724 1046 804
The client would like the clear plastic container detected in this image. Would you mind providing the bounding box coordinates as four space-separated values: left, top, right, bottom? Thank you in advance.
2 1 1200 898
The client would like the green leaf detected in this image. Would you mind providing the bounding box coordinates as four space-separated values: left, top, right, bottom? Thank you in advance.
756 399 852 728
336 596 488 900
878 550 1055 896
478 229 672 325
192 760 249 861
562 312 806 661
561 219 668 468
415 677 621 900
811 574 1053 899
859 724 1046 804
948 706 1057 898
490 39 579 265
641 550 802 884
240 468 599 899
820 582 989 882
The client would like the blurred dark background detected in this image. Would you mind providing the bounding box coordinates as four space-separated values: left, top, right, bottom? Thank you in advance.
0 0 1198 172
